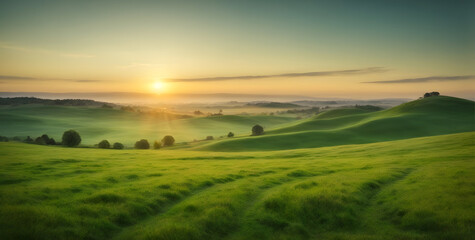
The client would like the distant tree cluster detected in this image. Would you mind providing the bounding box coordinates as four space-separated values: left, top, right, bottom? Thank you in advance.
18 134 58 145
0 136 25 142
246 102 303 108
35 134 57 145
285 107 320 114
15 131 83 147
120 106 135 112
354 105 383 111
92 139 124 149
0 97 108 106
423 92 440 98
134 135 176 149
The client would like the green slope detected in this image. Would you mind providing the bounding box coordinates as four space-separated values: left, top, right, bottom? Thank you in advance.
0 132 473 240
199 96 475 151
0 105 296 146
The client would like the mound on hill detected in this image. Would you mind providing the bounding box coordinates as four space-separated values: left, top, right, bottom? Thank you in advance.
199 96 475 151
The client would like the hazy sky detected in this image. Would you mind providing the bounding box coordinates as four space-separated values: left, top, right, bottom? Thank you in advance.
1 0 474 98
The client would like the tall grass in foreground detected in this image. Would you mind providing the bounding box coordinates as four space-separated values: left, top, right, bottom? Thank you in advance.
0 132 473 240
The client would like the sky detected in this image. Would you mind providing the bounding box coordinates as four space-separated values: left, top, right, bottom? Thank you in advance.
0 0 474 99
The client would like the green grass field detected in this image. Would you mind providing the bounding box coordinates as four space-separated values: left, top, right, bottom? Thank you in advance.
0 105 296 146
0 96 474 240
199 96 474 151
0 132 474 240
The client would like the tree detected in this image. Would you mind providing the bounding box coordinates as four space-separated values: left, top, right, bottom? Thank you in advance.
113 142 124 149
40 134 51 143
161 135 175 147
62 130 81 147
423 92 440 98
47 138 56 145
227 132 234 138
252 124 264 136
98 140 111 149
153 140 162 149
206 136 214 140
24 136 33 143
135 139 150 149
35 136 46 145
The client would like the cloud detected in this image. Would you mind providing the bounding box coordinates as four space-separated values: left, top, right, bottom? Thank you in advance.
117 62 162 69
363 75 475 84
0 75 36 80
74 79 102 83
0 42 95 58
167 67 387 82
0 75 105 83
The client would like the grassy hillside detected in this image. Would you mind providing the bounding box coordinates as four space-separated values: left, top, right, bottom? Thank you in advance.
200 96 474 151
0 132 473 240
0 105 296 146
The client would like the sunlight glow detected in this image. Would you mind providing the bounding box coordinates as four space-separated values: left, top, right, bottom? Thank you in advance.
152 81 165 93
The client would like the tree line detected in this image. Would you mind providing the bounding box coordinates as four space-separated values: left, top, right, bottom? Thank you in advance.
0 124 266 149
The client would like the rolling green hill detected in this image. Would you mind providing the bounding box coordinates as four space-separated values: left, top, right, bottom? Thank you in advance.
0 132 473 240
199 96 474 151
0 105 296 146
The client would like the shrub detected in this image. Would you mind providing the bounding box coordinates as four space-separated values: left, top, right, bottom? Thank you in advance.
252 124 264 136
135 139 150 149
24 136 33 143
47 138 56 145
35 136 46 145
0 136 8 142
153 141 162 149
423 91 440 98
162 135 175 147
62 130 81 147
113 142 124 149
40 134 50 143
227 132 234 138
206 136 214 140
98 140 111 149
39 134 56 145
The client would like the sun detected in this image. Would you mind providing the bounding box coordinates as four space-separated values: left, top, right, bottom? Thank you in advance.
152 81 165 92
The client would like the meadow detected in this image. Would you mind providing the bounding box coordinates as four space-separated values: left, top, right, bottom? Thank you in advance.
0 132 473 240
0 96 474 240
0 104 296 146
199 96 474 151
